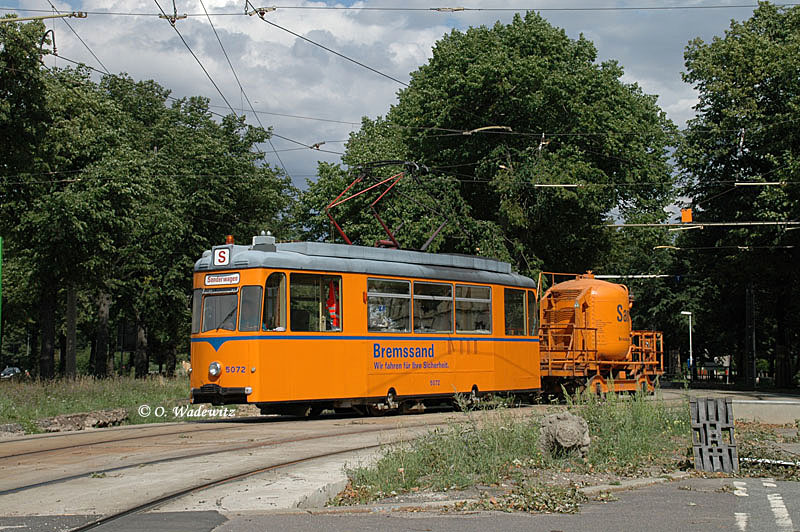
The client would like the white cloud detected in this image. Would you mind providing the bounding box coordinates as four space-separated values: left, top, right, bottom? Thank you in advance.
17 0 756 184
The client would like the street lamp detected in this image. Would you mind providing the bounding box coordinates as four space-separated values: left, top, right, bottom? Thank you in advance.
681 311 693 379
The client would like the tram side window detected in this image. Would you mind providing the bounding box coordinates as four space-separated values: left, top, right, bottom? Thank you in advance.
238 285 263 332
414 282 453 333
290 273 342 332
455 285 491 334
527 290 538 336
504 288 526 336
191 289 202 334
202 291 238 333
263 273 286 331
367 279 411 333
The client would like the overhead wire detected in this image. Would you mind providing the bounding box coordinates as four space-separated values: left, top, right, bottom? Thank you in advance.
43 0 109 73
5 4 800 16
197 0 288 176
6 49 796 186
151 3 345 156
243 0 408 87
152 0 237 115
15 18 793 149
10 3 800 183
50 51 340 157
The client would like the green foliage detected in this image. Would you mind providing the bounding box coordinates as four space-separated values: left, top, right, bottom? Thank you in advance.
387 12 677 272
0 21 295 376
676 3 800 381
0 19 49 176
300 12 677 278
568 389 690 474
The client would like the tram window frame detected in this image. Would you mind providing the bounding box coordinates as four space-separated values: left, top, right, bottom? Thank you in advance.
191 288 202 334
238 285 263 332
413 281 453 334
201 289 239 333
504 288 527 336
455 284 492 334
289 273 343 332
262 272 287 331
527 290 538 336
367 278 411 333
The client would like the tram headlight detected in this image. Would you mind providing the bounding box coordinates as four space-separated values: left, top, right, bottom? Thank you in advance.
209 361 221 377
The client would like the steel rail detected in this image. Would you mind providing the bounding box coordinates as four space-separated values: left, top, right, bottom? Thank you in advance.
0 421 263 460
0 419 439 497
64 442 386 532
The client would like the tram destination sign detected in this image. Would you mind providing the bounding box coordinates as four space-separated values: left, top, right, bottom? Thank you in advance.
205 273 240 286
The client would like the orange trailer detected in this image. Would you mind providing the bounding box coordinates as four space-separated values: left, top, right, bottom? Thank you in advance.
538 272 663 394
190 234 541 414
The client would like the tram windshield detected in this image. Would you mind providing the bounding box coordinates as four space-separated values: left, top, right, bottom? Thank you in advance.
202 292 238 332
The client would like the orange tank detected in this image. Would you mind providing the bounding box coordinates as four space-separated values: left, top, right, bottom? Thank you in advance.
540 273 632 361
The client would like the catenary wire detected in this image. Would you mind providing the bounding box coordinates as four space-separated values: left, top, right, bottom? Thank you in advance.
152 0 237 115
4 4 800 15
197 0 288 176
43 0 109 73
47 53 340 156
244 0 408 87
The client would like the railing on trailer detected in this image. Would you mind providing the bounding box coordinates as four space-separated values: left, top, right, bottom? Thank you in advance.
539 325 598 377
539 327 663 378
631 330 664 375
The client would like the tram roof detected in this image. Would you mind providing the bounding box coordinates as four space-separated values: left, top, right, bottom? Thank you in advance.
195 241 536 288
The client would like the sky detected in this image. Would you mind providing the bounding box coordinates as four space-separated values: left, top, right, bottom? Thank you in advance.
3 1 774 187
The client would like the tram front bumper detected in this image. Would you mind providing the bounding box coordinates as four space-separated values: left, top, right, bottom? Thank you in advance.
191 383 251 405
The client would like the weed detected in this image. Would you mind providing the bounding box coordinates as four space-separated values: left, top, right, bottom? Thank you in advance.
346 406 543 501
338 387 691 512
566 387 690 475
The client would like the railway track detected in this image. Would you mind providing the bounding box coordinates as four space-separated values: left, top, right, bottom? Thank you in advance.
0 420 267 460
0 421 421 496
65 443 385 532
2 408 517 519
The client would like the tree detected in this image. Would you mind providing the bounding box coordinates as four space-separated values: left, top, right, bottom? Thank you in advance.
677 2 800 386
302 12 677 276
1 22 297 377
0 18 49 178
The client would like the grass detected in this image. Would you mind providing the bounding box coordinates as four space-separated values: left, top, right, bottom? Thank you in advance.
333 389 691 512
569 388 691 475
346 404 544 498
0 375 191 432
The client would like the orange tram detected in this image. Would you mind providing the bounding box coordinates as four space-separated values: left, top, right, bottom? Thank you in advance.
189 233 663 414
